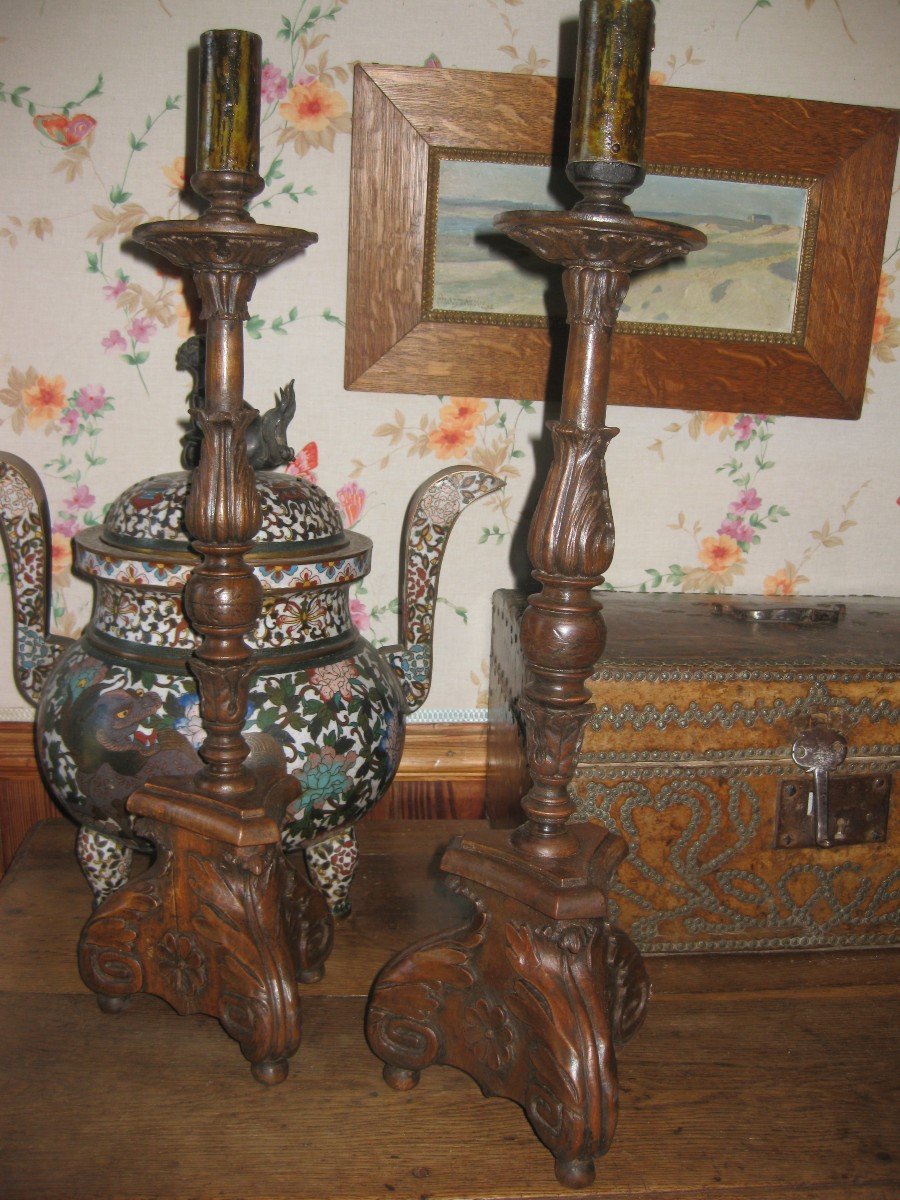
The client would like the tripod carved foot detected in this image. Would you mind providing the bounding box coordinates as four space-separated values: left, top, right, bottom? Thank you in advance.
77 779 332 1082
366 870 648 1187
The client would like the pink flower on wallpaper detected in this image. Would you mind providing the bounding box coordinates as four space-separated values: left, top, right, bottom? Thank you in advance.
127 316 157 344
730 487 762 515
76 384 107 415
337 481 366 527
285 441 318 482
103 279 127 301
102 329 127 352
64 484 95 512
349 598 371 632
260 62 288 103
423 54 442 68
59 409 80 435
732 415 754 441
53 516 80 538
718 516 753 543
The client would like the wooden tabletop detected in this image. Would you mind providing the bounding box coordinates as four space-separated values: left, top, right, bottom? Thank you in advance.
0 819 898 1200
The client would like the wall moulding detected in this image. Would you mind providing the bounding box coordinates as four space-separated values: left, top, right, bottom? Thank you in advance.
345 64 898 418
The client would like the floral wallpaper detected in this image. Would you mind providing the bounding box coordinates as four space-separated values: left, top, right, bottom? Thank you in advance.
0 0 897 723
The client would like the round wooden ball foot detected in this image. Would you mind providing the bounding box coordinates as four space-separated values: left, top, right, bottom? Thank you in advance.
251 1058 289 1086
97 994 130 1014
383 1064 419 1091
297 964 324 984
555 1157 595 1190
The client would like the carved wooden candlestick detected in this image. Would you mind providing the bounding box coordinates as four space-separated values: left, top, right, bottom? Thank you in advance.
366 0 706 1185
77 30 332 1084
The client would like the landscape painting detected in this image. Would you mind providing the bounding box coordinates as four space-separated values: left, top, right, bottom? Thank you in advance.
429 156 812 337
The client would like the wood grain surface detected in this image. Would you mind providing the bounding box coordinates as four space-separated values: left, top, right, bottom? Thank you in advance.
0 820 898 1199
345 65 898 417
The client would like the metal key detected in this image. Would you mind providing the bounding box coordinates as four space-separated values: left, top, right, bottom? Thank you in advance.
791 727 848 848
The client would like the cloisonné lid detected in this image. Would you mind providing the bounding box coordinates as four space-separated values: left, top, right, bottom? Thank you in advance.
102 333 346 554
102 468 345 555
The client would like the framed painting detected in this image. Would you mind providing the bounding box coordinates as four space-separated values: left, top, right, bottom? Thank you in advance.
345 65 898 418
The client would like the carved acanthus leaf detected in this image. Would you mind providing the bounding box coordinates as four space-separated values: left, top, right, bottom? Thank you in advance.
527 422 617 581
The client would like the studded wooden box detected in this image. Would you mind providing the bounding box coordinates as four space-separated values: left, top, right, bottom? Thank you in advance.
486 590 899 954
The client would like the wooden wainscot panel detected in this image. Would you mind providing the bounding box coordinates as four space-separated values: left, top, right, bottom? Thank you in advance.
0 722 58 873
0 721 489 874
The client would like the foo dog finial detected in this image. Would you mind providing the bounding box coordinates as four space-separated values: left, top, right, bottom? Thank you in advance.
177 334 296 471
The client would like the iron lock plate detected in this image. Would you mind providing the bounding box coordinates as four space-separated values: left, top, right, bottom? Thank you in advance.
775 774 891 850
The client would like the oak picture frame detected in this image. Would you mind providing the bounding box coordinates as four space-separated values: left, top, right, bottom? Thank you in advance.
345 64 898 418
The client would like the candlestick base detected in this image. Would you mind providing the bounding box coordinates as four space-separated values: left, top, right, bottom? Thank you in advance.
77 771 334 1083
366 822 649 1188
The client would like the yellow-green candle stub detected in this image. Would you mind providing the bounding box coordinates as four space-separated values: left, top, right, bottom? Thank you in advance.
197 29 261 174
569 0 654 168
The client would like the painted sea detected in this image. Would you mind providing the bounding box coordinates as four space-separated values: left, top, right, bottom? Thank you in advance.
431 159 809 334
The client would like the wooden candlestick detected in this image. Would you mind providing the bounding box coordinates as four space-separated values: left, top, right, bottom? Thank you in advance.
366 1 705 1185
77 31 333 1085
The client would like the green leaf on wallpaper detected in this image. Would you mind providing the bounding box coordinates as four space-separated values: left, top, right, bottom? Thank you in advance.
322 308 345 326
479 526 507 545
83 74 104 102
246 316 265 339
165 96 180 110
86 251 99 273
645 569 663 588
277 16 292 40
109 185 131 205
128 134 147 152
511 449 525 459
9 85 30 108
123 352 149 366
264 157 284 185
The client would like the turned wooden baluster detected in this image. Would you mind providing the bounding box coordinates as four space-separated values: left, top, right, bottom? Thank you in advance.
514 264 626 860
